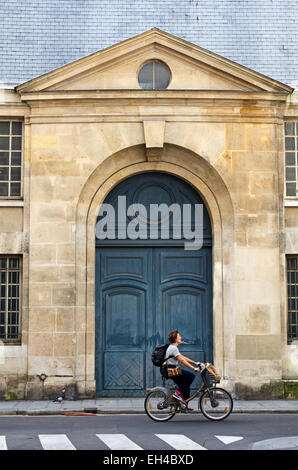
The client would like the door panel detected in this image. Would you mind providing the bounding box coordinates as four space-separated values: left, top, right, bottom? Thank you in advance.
101 252 148 282
154 247 212 391
160 254 208 284
95 247 152 397
164 288 204 346
103 351 144 389
104 288 145 348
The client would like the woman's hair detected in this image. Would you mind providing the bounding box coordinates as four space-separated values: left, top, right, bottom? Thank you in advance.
168 329 179 344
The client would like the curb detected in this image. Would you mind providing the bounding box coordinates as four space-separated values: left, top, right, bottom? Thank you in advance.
0 409 298 416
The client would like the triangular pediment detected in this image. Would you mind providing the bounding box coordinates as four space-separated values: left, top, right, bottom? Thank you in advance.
16 29 293 94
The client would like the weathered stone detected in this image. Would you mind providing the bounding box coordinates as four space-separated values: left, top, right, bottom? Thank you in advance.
52 286 75 307
236 335 281 360
30 244 56 264
57 244 75 264
0 208 23 232
248 304 271 334
53 333 76 356
28 333 53 356
30 308 56 332
56 307 75 333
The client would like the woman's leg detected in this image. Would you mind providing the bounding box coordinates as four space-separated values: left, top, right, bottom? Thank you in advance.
172 370 195 400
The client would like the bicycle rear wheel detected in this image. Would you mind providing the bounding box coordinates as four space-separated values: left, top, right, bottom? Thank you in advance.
199 387 233 421
144 390 177 422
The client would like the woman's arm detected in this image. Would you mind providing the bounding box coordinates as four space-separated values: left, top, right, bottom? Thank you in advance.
179 354 200 366
176 354 200 371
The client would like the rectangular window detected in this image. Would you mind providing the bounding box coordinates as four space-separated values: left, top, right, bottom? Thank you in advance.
284 122 298 198
0 121 22 198
0 256 21 343
287 256 298 343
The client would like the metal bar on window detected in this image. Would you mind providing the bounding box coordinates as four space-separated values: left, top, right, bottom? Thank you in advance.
0 256 21 342
287 256 298 343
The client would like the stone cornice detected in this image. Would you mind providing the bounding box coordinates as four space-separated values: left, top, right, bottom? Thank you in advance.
0 103 30 115
19 89 289 104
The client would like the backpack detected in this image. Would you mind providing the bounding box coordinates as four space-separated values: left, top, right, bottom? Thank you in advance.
151 343 170 367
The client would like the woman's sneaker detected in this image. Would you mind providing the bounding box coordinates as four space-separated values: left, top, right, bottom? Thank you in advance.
186 407 194 412
172 390 186 403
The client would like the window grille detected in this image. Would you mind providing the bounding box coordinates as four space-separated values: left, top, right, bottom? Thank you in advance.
0 121 22 198
287 256 298 343
0 256 21 342
284 122 298 198
138 60 171 90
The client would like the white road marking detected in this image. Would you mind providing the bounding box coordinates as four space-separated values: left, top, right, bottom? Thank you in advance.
38 434 76 450
0 436 7 450
215 435 243 445
155 434 207 450
96 434 143 450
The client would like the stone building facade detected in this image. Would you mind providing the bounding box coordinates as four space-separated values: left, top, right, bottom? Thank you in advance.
0 28 297 399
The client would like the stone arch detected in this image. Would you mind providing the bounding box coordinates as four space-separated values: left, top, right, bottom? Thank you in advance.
74 143 234 397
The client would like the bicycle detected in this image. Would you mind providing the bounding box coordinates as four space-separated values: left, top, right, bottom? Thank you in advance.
144 363 233 422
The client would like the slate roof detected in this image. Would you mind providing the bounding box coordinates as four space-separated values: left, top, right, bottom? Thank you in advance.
0 0 297 89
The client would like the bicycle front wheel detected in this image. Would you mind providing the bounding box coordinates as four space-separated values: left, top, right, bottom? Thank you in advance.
200 387 233 421
145 390 177 422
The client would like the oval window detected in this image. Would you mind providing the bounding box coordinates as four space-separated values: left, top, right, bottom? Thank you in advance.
138 61 171 90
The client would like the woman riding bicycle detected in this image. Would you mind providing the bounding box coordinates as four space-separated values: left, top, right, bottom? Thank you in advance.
160 329 202 411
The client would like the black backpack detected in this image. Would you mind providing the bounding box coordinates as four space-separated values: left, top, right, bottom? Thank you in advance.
151 343 170 367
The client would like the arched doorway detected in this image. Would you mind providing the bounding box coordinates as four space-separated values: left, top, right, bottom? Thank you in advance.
95 172 213 397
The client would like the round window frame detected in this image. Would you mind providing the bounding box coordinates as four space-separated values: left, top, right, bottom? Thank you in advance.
137 59 171 90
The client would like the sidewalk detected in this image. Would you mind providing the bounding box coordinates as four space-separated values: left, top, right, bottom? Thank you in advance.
0 398 298 415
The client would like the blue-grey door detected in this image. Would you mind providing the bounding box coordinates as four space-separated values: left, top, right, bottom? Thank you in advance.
95 173 212 397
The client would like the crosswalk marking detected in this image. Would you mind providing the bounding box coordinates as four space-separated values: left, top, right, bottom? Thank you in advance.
1 432 246 450
215 435 243 445
0 436 7 450
96 434 143 450
38 434 76 450
155 434 207 450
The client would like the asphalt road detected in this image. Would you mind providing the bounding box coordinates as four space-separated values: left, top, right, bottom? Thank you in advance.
0 414 297 451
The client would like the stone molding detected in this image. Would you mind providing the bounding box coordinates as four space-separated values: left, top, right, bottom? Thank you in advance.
143 120 166 161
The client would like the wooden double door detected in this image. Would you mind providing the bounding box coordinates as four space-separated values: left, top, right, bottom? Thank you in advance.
95 172 213 397
95 245 212 397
